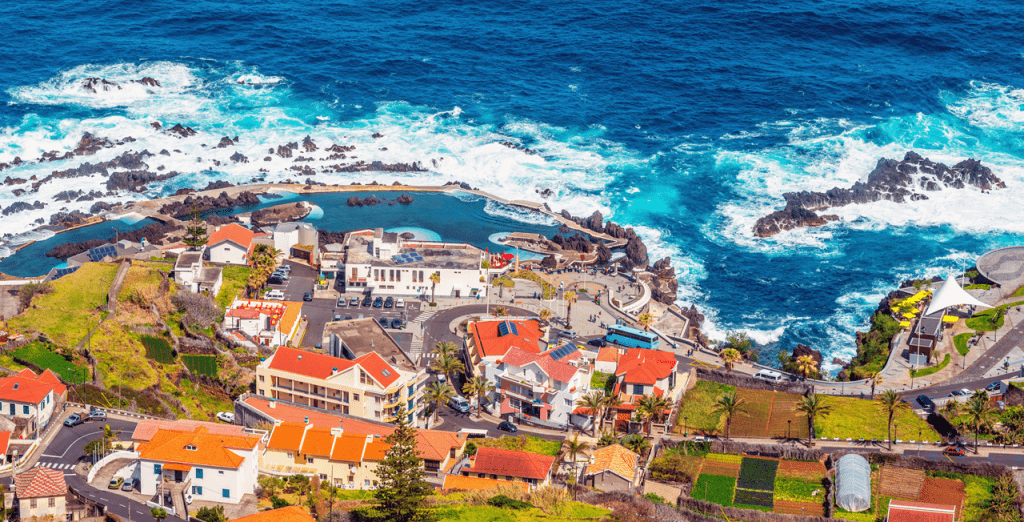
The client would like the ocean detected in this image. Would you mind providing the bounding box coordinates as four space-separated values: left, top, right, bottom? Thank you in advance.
1 0 1023 372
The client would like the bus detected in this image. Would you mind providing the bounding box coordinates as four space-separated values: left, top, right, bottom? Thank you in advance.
605 324 659 349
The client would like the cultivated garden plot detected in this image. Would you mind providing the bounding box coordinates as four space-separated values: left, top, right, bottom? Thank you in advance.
736 457 779 492
777 459 827 481
692 473 736 506
731 388 774 437
878 466 925 500
768 393 810 438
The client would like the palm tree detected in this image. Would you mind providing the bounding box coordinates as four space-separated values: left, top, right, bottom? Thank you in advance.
462 376 494 419
877 390 908 450
423 381 455 427
795 355 818 380
576 391 606 436
636 395 672 434
597 431 617 447
621 434 651 454
601 393 623 433
869 372 884 399
493 306 507 317
430 354 465 388
720 348 742 372
429 272 441 304
795 394 832 445
712 392 745 440
562 434 589 482
637 312 654 331
539 308 553 323
942 399 960 418
963 393 996 454
432 341 458 359
564 290 577 326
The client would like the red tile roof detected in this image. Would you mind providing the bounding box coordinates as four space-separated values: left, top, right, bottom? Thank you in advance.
353 352 401 388
242 397 394 435
0 431 9 456
137 427 260 469
233 506 315 522
300 427 336 457
471 320 542 358
131 419 247 442
500 347 579 384
887 500 956 522
616 348 676 385
415 430 465 462
268 422 308 451
268 347 355 380
464 447 555 480
0 369 67 404
208 223 255 250
15 468 67 499
596 347 622 363
226 309 262 319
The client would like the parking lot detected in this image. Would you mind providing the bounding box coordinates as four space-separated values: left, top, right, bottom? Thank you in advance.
264 260 317 301
300 292 422 348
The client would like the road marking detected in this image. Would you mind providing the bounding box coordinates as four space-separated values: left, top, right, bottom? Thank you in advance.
41 454 62 458
61 428 111 458
690 361 718 370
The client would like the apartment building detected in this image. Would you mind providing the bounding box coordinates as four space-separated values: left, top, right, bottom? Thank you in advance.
222 298 304 348
464 319 544 377
484 343 589 426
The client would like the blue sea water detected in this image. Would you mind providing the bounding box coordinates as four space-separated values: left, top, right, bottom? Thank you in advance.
1 0 1024 371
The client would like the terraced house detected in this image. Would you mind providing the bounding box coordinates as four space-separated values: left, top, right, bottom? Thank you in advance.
257 321 427 424
0 369 67 438
461 447 556 487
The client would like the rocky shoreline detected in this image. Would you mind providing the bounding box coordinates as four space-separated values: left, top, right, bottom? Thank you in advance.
754 151 1004 237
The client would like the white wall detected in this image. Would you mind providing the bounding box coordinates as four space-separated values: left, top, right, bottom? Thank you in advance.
209 242 248 265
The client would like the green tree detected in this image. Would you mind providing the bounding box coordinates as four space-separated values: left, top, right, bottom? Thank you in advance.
964 393 997 454
462 376 495 419
597 431 618 447
712 392 746 440
423 381 455 427
636 394 672 434
601 393 623 432
795 394 832 444
725 331 752 352
637 312 654 331
795 355 818 380
429 272 441 304
620 433 650 454
183 205 209 249
259 475 285 498
564 290 578 325
562 434 589 482
877 390 907 451
194 506 228 522
364 406 435 522
431 341 458 359
430 354 465 388
150 507 168 522
576 391 605 436
983 474 1019 520
720 348 742 372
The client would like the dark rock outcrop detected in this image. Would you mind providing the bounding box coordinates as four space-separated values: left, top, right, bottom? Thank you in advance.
754 152 1004 237
89 201 113 214
2 201 45 216
48 210 91 226
229 152 248 163
167 124 198 138
73 132 114 155
134 77 161 87
158 191 260 218
107 169 179 191
46 238 109 259
81 78 121 93
595 242 612 264
201 180 234 191
789 344 824 367
625 236 648 269
302 135 317 152
396 194 414 205
216 136 238 148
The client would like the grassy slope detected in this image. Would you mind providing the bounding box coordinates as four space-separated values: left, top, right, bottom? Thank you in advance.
817 396 940 442
9 262 118 346
677 380 734 434
435 502 608 522
11 342 89 384
954 333 972 356
911 353 950 378
216 265 251 309
475 435 562 456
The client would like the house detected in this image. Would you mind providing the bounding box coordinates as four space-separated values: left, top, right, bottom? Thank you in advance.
0 369 67 438
15 467 68 520
137 426 261 504
173 247 223 295
465 319 544 377
442 475 530 493
256 324 428 424
606 348 680 429
0 431 10 464
207 223 256 265
484 344 590 426
64 239 161 269
886 500 956 522
324 228 490 298
270 222 320 263
130 419 251 445
462 447 556 487
261 421 466 488
594 347 621 374
233 506 315 522
222 299 304 348
582 444 639 491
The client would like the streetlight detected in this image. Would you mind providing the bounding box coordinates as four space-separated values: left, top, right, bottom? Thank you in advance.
893 423 898 450
788 419 792 440
684 416 688 437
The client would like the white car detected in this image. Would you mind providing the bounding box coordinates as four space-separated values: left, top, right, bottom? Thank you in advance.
216 411 235 423
264 289 285 300
395 298 405 308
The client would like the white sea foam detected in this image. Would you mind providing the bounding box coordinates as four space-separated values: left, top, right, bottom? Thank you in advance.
946 81 1024 131
482 200 557 226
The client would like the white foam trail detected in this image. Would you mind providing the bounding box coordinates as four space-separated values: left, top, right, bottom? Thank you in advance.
946 81 1024 131
482 200 557 226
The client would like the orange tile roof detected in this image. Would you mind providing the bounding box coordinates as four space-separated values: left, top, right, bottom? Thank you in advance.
353 352 401 388
442 475 530 492
300 427 335 457
226 308 262 319
416 430 466 462
471 320 542 358
0 369 67 404
208 223 255 250
586 444 638 481
268 422 308 451
278 300 304 337
16 468 67 499
131 419 247 442
242 397 395 436
233 506 315 522
887 500 956 522
363 441 391 460
465 447 555 480
596 347 621 363
268 346 355 380
616 348 676 385
0 431 9 456
138 427 260 469
330 433 371 462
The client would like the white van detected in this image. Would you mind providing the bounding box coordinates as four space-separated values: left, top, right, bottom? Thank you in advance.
754 369 783 383
264 289 285 300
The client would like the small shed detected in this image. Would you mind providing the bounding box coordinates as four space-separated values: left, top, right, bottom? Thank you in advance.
835 454 871 512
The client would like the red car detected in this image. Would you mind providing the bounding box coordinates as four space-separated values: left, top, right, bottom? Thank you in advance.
943 446 965 457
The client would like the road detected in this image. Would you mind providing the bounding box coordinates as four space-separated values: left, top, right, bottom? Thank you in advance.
1 417 179 522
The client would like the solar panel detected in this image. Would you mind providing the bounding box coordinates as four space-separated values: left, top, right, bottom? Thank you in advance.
549 344 577 360
88 244 118 262
52 266 80 280
497 320 518 337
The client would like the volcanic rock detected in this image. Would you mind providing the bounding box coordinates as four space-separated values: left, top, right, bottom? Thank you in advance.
201 180 235 191
159 191 260 218
133 77 161 87
81 78 121 93
302 135 317 152
49 210 91 226
107 169 179 192
396 194 414 204
250 202 311 226
230 152 248 163
167 124 198 138
216 136 237 148
2 201 45 216
89 201 113 214
753 207 840 238
625 236 648 269
73 132 114 155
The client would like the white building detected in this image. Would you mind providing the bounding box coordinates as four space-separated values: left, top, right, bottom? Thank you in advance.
137 426 261 505
173 247 224 295
222 299 304 348
207 223 256 265
484 344 590 426
0 369 67 438
325 228 491 298
270 222 319 261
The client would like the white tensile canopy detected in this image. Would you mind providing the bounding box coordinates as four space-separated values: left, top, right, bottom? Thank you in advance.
924 274 993 316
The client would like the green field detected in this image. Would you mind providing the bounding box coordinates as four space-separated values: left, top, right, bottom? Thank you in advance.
773 477 824 503
216 265 252 309
966 301 1024 332
817 396 940 442
475 435 562 456
11 342 89 384
434 502 609 522
692 474 737 506
182 354 219 377
954 333 973 356
910 353 950 378
8 263 118 346
141 335 175 363
677 380 734 434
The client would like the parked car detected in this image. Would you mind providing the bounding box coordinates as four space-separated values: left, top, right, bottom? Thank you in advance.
264 289 285 300
216 411 235 423
378 317 389 328
277 265 291 273
384 297 394 308
557 329 577 339
587 338 607 348
337 297 347 307
943 445 965 457
373 296 384 308
449 396 470 413
362 295 372 307
693 435 715 442
497 421 518 433
267 276 284 285
185 493 193 505
986 381 1002 392
350 296 360 306
344 316 353 321
121 478 134 492
391 318 404 329
88 409 107 422
64 414 84 427
395 299 405 308
950 389 965 397
273 271 290 280
916 395 935 410
334 314 342 322
108 478 124 490
304 292 313 302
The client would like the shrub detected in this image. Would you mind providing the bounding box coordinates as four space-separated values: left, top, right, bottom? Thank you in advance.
643 493 665 504
487 495 532 510
270 496 289 509
464 441 477 456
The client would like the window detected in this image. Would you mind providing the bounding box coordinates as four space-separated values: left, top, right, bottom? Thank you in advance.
363 479 371 487
258 390 265 396
30 499 36 508
632 384 644 395
196 468 204 479
306 457 314 464
506 476 513 481
353 394 360 401
192 486 203 495
286 452 293 459
154 464 162 475
219 470 224 475
259 375 265 382
48 497 55 507
564 398 572 406
320 474 327 480
186 444 197 451
222 489 230 499
396 270 401 282
373 269 379 281
22 405 28 414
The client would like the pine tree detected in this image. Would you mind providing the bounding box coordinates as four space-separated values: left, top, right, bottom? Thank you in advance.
363 407 435 522
183 204 209 249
